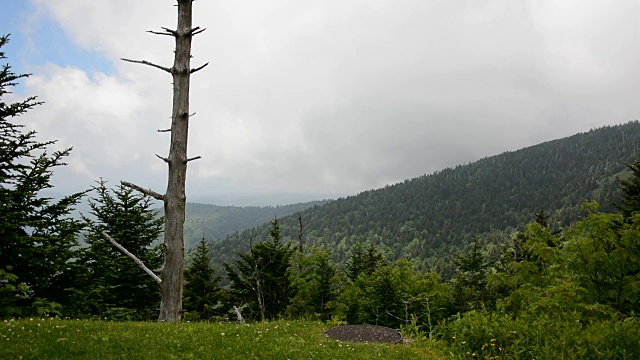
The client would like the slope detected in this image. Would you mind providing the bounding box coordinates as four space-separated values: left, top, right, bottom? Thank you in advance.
211 121 640 277
178 201 327 250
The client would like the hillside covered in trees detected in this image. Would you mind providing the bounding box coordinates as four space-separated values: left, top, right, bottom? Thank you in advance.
211 121 640 276
173 201 326 250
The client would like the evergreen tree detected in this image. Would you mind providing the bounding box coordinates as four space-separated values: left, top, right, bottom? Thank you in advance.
0 34 86 315
345 242 384 281
225 217 294 320
451 236 490 312
288 247 342 321
615 159 640 219
70 180 162 319
345 242 365 281
183 237 223 320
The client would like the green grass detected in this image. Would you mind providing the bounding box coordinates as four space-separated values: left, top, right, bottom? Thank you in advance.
0 318 444 359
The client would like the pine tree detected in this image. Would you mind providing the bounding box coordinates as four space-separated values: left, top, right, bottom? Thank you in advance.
345 242 384 281
345 242 365 281
0 34 86 315
451 236 490 312
183 237 223 320
225 217 294 320
288 247 341 321
616 159 640 219
71 180 162 319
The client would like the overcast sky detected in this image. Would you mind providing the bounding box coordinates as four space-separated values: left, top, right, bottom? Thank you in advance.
2 0 640 205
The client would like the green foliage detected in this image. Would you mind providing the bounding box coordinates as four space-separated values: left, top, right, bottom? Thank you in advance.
337 259 452 329
224 217 295 320
183 237 224 320
31 297 62 317
0 266 28 317
564 203 640 313
439 309 640 360
288 247 342 321
69 180 162 319
442 199 640 358
345 242 385 281
451 236 491 312
615 158 640 219
0 34 86 315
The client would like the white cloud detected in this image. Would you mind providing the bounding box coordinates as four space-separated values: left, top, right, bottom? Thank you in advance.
14 0 640 200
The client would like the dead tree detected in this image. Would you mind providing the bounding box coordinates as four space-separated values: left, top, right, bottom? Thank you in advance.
101 0 207 322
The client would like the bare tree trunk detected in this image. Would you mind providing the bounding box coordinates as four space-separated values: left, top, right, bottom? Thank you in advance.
253 261 266 322
114 0 208 323
157 0 193 324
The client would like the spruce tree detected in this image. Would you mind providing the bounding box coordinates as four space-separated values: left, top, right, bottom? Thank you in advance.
71 180 162 319
616 159 640 219
288 247 341 321
225 217 294 320
451 236 490 312
0 34 86 315
345 242 384 281
183 237 223 320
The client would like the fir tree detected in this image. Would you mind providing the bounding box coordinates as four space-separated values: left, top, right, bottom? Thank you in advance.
615 159 640 219
183 237 223 320
451 236 490 312
225 217 294 320
288 247 341 321
345 242 384 281
0 34 86 315
345 242 366 281
71 180 162 319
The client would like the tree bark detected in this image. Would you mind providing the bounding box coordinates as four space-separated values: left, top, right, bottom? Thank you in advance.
158 0 194 323
116 0 207 323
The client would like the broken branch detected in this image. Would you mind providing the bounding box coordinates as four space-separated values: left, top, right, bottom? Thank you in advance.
121 58 172 73
156 154 170 163
121 180 165 201
157 128 171 133
190 27 206 36
101 231 162 285
185 156 201 163
190 62 209 74
233 306 246 324
147 30 174 37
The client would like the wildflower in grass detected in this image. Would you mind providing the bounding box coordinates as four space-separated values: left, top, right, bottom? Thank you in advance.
221 333 225 336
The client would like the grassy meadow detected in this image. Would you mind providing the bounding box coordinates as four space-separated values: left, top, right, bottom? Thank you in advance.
1 318 444 359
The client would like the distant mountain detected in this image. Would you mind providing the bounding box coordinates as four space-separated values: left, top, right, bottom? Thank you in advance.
211 121 640 278
174 201 327 250
189 193 344 207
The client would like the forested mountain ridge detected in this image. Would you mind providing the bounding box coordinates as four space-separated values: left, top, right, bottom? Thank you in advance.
211 121 640 276
172 201 327 250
